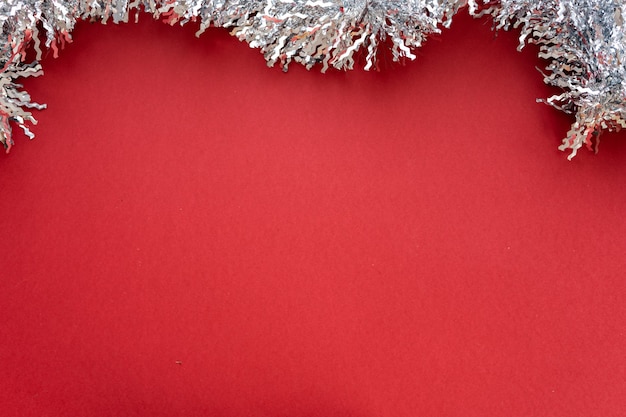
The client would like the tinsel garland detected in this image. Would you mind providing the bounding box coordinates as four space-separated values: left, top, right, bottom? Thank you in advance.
1 0 625 158
472 0 626 158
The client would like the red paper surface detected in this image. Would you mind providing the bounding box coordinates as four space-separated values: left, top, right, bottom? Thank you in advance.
1 12 625 417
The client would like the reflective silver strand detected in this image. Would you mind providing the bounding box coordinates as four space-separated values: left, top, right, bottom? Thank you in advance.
471 0 626 158
2 1 626 158
1 0 463 151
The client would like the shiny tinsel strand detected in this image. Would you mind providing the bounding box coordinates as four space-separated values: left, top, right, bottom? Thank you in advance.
470 0 626 158
2 1 626 158
1 0 463 151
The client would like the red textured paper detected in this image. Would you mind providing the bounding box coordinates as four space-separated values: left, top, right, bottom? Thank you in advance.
1 12 625 417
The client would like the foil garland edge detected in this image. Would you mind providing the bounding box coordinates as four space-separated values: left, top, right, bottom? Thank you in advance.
2 0 625 159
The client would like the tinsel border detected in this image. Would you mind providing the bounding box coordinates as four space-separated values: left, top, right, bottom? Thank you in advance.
1 1 625 159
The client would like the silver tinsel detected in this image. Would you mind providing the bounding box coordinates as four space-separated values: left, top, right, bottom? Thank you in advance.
1 1 625 158
470 0 626 158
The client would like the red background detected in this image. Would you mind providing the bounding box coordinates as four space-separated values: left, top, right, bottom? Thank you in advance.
1 11 625 417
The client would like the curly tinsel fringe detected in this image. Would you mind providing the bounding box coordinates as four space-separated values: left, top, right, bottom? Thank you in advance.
1 1 625 158
470 0 626 159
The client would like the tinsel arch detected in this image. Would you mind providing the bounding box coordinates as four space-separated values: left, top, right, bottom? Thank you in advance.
1 0 625 159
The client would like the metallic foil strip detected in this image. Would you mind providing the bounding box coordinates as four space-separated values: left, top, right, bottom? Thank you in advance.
470 0 626 158
3 1 626 159
1 0 462 151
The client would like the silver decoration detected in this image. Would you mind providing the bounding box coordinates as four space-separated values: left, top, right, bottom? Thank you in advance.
470 0 626 159
1 1 625 158
0 0 462 151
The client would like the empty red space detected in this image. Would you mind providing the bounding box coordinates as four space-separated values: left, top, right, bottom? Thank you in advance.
1 11 625 417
